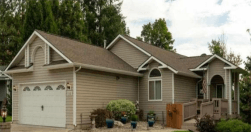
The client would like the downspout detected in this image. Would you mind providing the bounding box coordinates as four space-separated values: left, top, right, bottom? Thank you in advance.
138 77 139 103
73 66 82 127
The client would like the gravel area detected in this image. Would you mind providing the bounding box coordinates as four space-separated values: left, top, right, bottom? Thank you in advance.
70 121 187 132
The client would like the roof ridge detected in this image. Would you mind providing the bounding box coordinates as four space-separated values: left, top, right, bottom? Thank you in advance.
122 34 187 57
179 55 212 59
35 29 107 50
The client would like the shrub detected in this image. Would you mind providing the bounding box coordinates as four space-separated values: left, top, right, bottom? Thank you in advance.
194 114 216 132
216 119 251 132
90 108 113 128
131 115 138 121
106 99 136 119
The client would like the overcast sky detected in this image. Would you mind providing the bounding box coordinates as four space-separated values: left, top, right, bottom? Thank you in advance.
121 0 251 68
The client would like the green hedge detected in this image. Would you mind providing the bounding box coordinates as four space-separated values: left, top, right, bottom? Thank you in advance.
216 119 251 132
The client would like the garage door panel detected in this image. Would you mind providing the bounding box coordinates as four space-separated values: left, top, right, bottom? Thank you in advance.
19 83 66 127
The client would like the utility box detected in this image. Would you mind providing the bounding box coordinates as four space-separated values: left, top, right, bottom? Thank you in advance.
166 103 183 129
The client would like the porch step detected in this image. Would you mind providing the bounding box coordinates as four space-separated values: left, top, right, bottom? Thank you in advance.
182 119 197 132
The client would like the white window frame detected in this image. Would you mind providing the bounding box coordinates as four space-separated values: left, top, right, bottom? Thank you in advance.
216 84 224 98
148 68 162 101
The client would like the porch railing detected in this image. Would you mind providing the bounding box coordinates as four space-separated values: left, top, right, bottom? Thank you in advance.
183 101 197 121
212 98 228 119
200 101 214 118
190 98 210 110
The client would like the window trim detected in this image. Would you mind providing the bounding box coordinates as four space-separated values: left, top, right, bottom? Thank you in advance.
23 87 30 91
148 68 162 101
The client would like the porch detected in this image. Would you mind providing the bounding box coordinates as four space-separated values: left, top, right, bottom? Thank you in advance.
183 70 240 122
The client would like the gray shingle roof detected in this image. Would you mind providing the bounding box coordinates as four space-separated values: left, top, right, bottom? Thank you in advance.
121 35 212 77
36 30 137 73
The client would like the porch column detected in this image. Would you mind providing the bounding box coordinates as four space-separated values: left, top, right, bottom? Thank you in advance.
236 73 240 115
228 69 232 116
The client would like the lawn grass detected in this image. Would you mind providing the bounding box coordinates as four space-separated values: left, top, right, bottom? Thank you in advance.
0 116 12 122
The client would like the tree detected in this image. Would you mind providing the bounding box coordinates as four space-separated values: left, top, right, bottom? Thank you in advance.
80 0 128 46
208 33 242 66
136 36 143 41
58 0 89 43
247 29 251 42
239 56 251 124
0 0 24 65
139 18 175 51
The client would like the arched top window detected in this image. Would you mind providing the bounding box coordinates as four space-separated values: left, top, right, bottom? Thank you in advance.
148 68 162 101
149 69 161 78
45 86 53 90
23 87 30 91
33 86 41 91
56 85 65 90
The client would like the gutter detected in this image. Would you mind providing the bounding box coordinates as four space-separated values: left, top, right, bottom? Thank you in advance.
73 66 81 127
45 63 143 77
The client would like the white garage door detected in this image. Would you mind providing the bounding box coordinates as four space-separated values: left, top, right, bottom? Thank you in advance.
19 82 66 127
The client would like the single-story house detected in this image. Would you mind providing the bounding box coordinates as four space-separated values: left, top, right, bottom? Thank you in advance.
4 30 244 129
0 66 11 109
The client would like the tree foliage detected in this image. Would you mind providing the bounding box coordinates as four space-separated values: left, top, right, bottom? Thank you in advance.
139 18 175 51
239 56 251 124
0 0 128 65
80 0 128 46
208 33 242 66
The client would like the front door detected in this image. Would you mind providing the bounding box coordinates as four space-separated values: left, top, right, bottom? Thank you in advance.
216 84 223 98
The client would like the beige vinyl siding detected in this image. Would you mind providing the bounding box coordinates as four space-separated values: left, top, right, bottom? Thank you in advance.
174 75 197 103
207 58 226 99
110 39 149 68
17 57 25 66
12 37 73 127
29 37 45 63
208 59 225 82
50 48 65 62
139 61 172 122
76 69 138 126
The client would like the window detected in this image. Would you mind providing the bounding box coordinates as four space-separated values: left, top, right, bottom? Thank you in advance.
33 86 41 91
45 86 53 90
23 87 30 91
56 85 65 90
148 68 162 101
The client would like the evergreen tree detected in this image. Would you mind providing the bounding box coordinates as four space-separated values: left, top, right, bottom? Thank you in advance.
139 18 175 51
0 0 24 65
240 56 251 124
80 0 128 46
23 0 43 41
58 0 89 43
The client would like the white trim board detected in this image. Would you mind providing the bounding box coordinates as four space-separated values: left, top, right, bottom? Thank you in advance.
106 35 151 57
194 54 237 70
5 30 72 71
137 56 178 74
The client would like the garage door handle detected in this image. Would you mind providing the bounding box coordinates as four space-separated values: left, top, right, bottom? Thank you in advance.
41 105 44 111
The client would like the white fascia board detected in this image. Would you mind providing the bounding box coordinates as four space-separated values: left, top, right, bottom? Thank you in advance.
224 66 237 69
5 31 73 71
0 70 12 79
34 32 72 63
45 63 143 77
4 67 33 74
5 32 36 71
74 63 143 77
106 35 151 57
45 63 74 70
137 56 178 74
195 54 237 70
177 71 201 78
190 68 207 71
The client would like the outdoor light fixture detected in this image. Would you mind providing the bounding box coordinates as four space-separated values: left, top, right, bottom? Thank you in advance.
13 85 17 91
66 82 71 90
1 106 7 122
